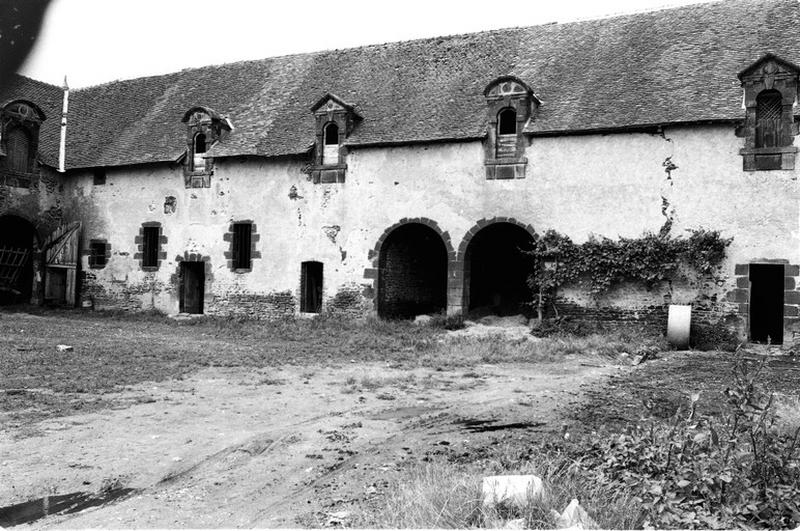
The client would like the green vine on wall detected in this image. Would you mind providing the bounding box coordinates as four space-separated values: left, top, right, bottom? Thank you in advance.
526 229 733 318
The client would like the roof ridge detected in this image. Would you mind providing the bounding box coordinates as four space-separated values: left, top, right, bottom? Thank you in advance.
70 0 755 92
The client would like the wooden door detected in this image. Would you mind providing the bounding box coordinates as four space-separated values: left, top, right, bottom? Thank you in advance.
181 262 204 314
44 222 81 306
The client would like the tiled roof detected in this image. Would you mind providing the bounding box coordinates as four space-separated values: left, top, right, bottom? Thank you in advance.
0 75 63 168
53 0 800 168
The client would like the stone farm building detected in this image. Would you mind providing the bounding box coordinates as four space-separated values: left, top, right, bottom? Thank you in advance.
2 0 800 344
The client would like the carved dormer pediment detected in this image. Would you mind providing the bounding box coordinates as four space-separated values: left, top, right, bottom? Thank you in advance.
310 93 362 120
738 53 800 84
484 76 534 101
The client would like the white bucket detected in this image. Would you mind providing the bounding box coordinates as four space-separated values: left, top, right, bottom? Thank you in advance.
667 304 691 349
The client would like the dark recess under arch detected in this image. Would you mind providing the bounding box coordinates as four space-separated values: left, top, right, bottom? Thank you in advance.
464 222 535 316
378 223 447 319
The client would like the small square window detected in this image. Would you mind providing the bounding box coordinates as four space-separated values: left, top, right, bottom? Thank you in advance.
93 168 106 185
232 222 252 270
88 240 108 269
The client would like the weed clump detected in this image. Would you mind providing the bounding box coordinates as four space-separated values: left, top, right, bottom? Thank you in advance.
576 353 800 529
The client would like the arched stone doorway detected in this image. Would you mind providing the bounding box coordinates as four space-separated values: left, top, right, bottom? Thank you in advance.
0 215 37 304
462 221 535 316
377 223 448 319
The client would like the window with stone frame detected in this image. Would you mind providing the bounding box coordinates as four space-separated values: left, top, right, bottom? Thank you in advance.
309 93 361 184
738 54 800 171
232 222 252 270
483 77 538 180
224 220 260 272
142 227 160 268
5 126 31 173
322 122 339 166
135 222 166 271
755 90 783 149
181 106 232 188
0 100 45 187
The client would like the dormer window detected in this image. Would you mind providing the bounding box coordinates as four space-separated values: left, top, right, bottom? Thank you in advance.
496 108 518 158
6 126 31 173
192 133 207 172
322 122 339 165
181 106 231 188
738 54 800 171
309 93 361 184
755 90 782 148
0 99 44 187
498 108 517 135
483 77 538 180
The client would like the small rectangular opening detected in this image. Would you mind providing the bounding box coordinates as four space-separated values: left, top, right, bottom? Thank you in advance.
300 261 323 313
232 222 252 270
89 240 107 269
750 263 784 344
142 226 160 268
93 168 106 185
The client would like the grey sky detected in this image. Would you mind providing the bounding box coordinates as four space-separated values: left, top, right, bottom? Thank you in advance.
20 0 714 88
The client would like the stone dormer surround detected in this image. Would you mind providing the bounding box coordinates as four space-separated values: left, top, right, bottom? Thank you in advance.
738 53 800 171
309 93 361 184
483 76 538 180
181 106 231 188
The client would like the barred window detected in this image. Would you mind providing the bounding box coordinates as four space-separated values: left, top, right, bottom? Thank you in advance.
756 90 783 149
6 127 31 173
89 241 108 269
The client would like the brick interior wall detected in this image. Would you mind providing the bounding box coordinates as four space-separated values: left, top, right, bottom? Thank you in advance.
378 224 447 318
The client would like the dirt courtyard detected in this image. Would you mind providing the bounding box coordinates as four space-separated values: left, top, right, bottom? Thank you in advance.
0 310 630 528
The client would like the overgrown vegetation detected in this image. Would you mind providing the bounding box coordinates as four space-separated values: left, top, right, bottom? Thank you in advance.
526 228 732 317
357 449 641 529
357 442 646 528
365 353 800 529
572 354 800 529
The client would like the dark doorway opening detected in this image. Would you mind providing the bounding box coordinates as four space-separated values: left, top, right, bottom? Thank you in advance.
301 261 323 313
0 215 36 305
378 223 447 319
465 223 534 316
750 263 784 344
180 262 204 314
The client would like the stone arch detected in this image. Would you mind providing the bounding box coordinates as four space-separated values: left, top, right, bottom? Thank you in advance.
364 217 454 319
457 217 537 316
0 214 40 304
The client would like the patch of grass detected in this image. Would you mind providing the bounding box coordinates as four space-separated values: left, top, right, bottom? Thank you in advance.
0 308 664 424
428 312 467 331
357 448 642 529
